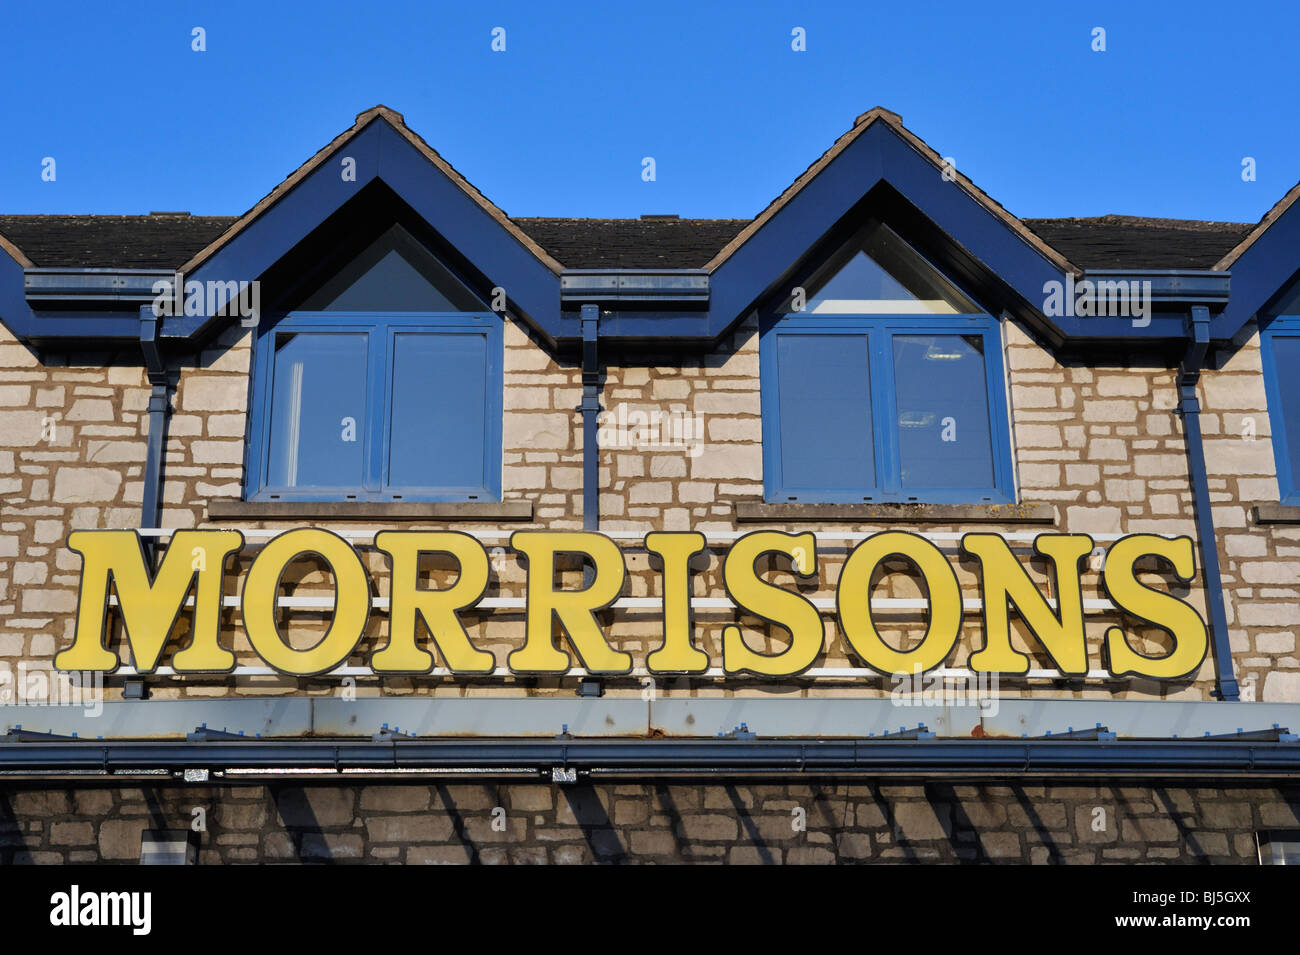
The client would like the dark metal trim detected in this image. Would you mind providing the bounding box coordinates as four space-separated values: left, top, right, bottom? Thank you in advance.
1179 305 1239 700
1080 269 1231 306
579 304 601 532
138 304 170 544
25 267 174 304
560 270 709 306
0 737 1296 777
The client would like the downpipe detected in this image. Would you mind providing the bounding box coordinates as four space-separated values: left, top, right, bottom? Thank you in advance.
1179 305 1240 700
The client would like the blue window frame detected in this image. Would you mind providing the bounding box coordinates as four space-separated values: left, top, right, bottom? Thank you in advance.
246 312 503 502
245 224 503 502
759 224 1015 504
1261 316 1300 505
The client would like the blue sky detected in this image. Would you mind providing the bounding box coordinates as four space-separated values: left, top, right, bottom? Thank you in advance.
2 0 1296 223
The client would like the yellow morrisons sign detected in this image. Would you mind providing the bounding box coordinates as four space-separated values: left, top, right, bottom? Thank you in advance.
54 529 1208 682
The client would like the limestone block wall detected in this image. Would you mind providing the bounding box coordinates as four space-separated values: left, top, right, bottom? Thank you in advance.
1200 322 1300 703
0 308 1296 702
0 779 1293 864
502 318 583 524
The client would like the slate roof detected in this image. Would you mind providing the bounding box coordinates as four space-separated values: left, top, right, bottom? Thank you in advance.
0 214 239 270
0 211 1256 272
1021 215 1253 270
511 217 750 269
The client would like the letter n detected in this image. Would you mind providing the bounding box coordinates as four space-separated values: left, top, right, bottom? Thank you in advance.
963 533 1094 676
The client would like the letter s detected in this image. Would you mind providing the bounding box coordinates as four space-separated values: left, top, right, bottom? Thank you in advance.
721 531 822 677
1102 535 1208 680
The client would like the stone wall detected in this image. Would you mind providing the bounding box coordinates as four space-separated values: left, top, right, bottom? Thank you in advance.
0 779 1294 864
0 308 1297 702
1202 323 1300 703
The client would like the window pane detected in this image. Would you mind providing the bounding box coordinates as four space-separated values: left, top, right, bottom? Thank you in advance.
296 224 483 311
776 334 874 492
1273 336 1300 485
266 333 367 489
1271 281 1300 316
892 334 995 490
388 332 489 490
801 223 978 315
1258 831 1300 865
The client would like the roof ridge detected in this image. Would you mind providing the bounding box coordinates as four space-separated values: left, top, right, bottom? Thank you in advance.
0 213 239 219
1023 214 1252 230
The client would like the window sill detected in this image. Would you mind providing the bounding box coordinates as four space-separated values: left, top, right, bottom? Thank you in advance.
1253 504 1300 525
734 502 1056 524
205 500 534 522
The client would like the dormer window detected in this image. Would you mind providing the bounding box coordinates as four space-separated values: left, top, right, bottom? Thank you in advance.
244 224 503 502
759 223 1014 504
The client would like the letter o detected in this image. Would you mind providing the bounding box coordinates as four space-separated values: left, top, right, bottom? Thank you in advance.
836 531 962 675
242 529 370 675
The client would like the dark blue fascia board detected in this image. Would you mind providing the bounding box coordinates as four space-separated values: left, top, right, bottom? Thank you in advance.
1054 312 1192 344
554 306 1194 352
1085 270 1231 307
560 269 709 306
1045 271 1230 349
18 311 142 345
1215 209 1300 340
163 123 379 340
24 268 172 304
0 115 1258 355
170 119 564 346
706 121 1074 344
0 241 41 343
366 122 562 343
0 244 142 347
558 309 714 345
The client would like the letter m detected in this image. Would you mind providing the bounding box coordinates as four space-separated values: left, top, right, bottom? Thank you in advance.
55 530 243 673
206 280 241 317
101 892 129 925
1095 280 1126 318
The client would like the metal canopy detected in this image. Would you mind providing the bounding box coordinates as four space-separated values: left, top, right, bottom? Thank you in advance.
0 737 1297 779
2 696 1297 740
2 699 1297 778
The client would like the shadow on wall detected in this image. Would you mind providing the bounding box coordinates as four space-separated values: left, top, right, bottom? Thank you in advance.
0 781 1297 864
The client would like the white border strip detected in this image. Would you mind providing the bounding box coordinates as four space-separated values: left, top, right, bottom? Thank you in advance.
135 527 1166 545
113 664 1116 681
107 595 1120 613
